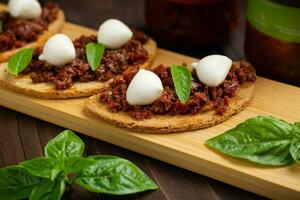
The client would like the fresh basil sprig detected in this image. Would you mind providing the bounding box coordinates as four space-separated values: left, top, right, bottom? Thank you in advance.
0 130 158 200
170 64 191 104
86 42 105 71
8 48 34 76
206 116 300 166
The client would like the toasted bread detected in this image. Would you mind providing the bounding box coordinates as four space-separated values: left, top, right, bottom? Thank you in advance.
84 81 255 134
0 10 65 62
0 38 156 99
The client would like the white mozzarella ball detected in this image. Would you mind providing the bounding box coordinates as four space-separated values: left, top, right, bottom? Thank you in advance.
39 34 76 66
8 0 42 19
126 69 163 105
97 19 133 49
194 55 232 87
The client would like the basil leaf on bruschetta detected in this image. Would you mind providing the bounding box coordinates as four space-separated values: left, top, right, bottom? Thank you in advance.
8 48 34 76
86 42 105 71
170 64 191 104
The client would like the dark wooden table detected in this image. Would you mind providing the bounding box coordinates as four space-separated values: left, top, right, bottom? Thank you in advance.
0 0 267 199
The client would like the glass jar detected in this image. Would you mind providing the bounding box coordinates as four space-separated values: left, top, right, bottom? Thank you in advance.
145 0 240 49
244 0 300 86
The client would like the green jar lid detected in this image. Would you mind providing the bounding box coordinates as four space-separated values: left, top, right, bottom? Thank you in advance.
247 0 300 43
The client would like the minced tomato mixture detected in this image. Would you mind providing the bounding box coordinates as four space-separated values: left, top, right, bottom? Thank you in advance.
0 3 60 52
21 31 149 90
99 61 256 120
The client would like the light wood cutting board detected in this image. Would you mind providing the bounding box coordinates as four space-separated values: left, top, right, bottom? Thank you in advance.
0 22 300 200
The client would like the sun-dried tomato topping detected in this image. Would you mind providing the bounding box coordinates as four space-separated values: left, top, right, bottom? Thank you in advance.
100 61 256 120
22 31 149 90
0 3 60 52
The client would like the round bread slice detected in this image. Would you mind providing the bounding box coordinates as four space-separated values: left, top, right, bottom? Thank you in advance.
84 81 255 133
0 38 156 99
0 10 65 63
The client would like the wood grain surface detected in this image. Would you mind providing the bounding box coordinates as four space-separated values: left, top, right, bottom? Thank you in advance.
0 0 298 200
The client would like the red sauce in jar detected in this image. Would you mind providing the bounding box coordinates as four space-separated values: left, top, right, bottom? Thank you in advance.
244 0 300 86
245 23 300 86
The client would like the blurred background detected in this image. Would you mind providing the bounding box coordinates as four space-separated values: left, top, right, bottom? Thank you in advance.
0 0 246 58
43 0 245 60
1 0 299 86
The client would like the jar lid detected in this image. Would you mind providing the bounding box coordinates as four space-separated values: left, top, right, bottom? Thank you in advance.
247 0 300 43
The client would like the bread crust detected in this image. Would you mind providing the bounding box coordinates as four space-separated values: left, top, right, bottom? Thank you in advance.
0 10 65 63
84 82 255 133
0 38 156 99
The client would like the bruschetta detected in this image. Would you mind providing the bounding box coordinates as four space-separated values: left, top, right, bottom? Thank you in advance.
85 57 256 133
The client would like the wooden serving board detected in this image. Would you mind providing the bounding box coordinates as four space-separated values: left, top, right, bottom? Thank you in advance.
0 22 300 200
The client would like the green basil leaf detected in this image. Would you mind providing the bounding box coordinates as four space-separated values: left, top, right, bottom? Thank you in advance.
45 130 84 160
75 156 158 195
206 116 295 166
290 140 300 163
21 157 62 180
64 157 97 174
0 21 3 33
8 48 34 76
86 42 105 71
30 179 65 200
170 64 191 104
0 166 44 200
293 122 300 139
